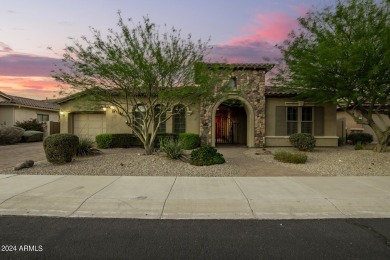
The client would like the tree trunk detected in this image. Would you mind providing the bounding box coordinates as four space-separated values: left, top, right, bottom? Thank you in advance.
373 132 390 153
143 134 154 155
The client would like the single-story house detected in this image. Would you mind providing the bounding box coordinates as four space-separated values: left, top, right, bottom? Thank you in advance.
0 91 60 135
337 109 390 143
58 63 338 147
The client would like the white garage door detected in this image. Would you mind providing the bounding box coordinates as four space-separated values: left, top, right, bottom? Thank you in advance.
73 113 106 140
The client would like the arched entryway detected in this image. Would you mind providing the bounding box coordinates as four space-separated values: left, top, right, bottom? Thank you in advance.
211 97 255 147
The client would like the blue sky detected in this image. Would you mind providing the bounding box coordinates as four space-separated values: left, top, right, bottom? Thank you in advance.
0 0 332 99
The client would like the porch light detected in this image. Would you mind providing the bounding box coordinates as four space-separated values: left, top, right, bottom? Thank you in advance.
102 107 107 111
110 106 117 114
60 111 65 116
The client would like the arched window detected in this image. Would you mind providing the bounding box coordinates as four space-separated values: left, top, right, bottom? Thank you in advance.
134 104 145 130
173 104 186 133
154 105 166 133
228 77 237 89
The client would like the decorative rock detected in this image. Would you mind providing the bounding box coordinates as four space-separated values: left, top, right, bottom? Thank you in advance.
14 160 34 171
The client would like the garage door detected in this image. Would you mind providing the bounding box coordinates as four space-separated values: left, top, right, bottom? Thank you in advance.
73 113 106 140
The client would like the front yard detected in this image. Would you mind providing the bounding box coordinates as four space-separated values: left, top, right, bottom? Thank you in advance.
0 144 389 177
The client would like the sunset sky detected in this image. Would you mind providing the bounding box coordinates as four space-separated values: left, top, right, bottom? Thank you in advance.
0 0 332 100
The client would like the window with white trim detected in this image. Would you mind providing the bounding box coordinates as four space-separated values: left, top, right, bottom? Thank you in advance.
172 104 186 133
37 114 49 122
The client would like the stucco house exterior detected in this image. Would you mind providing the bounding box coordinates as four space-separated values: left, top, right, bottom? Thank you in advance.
58 63 338 147
0 91 60 126
337 109 390 143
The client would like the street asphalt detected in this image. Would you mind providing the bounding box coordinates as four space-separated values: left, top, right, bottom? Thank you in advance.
0 175 389 219
0 217 389 259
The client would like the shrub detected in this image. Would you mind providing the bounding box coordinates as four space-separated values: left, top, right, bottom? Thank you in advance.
43 133 79 164
154 133 179 148
0 126 25 145
15 118 44 132
96 133 142 148
289 133 316 151
347 133 373 145
22 131 43 142
354 141 363 150
159 138 183 159
274 150 307 164
76 138 95 156
190 145 225 166
96 134 112 148
179 133 200 149
111 134 137 148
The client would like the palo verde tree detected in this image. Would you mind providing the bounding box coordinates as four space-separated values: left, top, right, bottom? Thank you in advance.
272 0 390 152
52 13 230 155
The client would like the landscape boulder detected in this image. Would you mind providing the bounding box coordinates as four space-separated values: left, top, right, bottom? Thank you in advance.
14 160 34 171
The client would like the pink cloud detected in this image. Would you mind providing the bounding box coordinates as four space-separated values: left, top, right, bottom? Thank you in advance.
0 76 62 99
207 11 301 64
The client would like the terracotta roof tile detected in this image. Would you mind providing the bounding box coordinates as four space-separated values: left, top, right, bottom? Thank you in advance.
0 94 59 111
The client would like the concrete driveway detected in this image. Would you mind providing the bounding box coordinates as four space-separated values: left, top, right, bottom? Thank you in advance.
0 142 46 169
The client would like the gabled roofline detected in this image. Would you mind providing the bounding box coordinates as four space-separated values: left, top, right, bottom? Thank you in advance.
206 63 275 72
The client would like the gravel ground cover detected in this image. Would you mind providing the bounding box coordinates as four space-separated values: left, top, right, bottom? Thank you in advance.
0 146 388 176
245 146 390 176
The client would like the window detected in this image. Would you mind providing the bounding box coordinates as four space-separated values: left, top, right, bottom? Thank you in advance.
287 107 298 135
37 114 49 122
301 107 313 134
154 105 166 133
275 106 322 136
228 77 237 89
173 104 186 133
134 104 145 130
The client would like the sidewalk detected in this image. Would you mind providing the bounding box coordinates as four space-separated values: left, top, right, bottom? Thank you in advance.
0 175 389 219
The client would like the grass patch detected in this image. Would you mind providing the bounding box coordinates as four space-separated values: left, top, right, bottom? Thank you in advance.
274 150 307 164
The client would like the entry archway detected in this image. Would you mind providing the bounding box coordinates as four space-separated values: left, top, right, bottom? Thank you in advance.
211 96 255 147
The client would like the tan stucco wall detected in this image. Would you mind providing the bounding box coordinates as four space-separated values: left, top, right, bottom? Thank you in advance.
337 111 390 143
0 106 59 126
265 97 338 147
0 106 15 126
14 107 59 123
60 96 201 138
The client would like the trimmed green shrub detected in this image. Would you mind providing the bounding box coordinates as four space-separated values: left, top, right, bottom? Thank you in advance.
44 134 79 164
15 118 44 132
160 138 183 159
190 145 225 166
111 134 136 148
96 133 141 148
289 133 316 151
347 133 373 145
96 134 112 148
76 138 95 156
22 131 43 142
179 133 200 149
0 126 25 145
274 150 307 164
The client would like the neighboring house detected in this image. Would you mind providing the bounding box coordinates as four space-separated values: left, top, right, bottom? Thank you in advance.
337 109 390 143
58 63 338 147
0 91 60 135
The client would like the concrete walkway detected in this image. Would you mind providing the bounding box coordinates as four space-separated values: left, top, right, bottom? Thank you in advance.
0 175 389 219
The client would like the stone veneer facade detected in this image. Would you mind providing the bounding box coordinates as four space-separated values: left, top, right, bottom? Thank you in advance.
199 64 272 147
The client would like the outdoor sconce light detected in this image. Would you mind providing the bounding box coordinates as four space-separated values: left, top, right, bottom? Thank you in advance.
110 106 117 114
60 111 65 116
102 107 107 111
